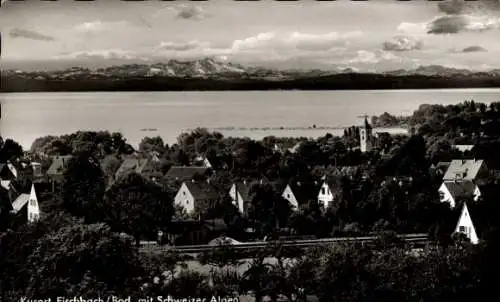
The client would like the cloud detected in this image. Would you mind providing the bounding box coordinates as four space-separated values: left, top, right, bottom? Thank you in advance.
397 22 429 36
462 45 488 52
9 28 55 41
383 36 423 52
231 32 277 51
427 15 500 34
438 0 500 15
451 45 488 53
74 21 129 33
425 0 500 34
231 31 361 53
171 4 208 21
53 49 148 61
438 0 468 15
398 1 500 36
342 50 411 65
155 40 209 52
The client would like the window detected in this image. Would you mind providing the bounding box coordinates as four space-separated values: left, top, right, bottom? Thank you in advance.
459 226 466 233
30 199 36 206
439 192 445 201
183 191 186 196
321 188 326 195
287 194 290 199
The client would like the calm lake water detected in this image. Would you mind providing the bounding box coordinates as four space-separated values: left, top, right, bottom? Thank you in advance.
1 89 499 149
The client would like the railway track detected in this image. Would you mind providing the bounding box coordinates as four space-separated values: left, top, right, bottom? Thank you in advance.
140 233 429 254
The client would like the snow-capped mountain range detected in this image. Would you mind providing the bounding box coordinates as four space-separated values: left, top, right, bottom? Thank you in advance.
4 57 500 79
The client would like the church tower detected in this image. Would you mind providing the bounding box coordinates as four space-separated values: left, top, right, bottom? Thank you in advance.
359 116 372 153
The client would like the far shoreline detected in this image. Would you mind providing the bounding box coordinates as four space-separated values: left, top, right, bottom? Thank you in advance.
3 87 500 94
3 87 500 95
16 126 409 151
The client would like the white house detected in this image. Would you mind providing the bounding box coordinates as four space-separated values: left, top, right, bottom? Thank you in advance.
11 184 40 223
174 181 219 215
281 184 299 210
229 182 251 214
317 179 338 210
454 202 479 245
438 181 481 208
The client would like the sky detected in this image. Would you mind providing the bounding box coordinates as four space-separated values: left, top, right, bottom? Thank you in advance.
1 0 500 71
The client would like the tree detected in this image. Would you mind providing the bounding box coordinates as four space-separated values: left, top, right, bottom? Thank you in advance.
247 183 292 237
240 253 274 302
101 154 122 180
24 223 146 299
139 136 166 155
0 212 82 299
0 138 23 162
60 153 106 221
104 173 174 245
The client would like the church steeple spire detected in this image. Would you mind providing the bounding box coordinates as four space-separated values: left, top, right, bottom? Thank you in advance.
357 114 372 153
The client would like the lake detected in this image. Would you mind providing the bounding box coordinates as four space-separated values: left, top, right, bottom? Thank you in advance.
1 89 499 149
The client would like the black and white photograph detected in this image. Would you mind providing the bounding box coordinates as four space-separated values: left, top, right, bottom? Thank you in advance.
1 0 500 301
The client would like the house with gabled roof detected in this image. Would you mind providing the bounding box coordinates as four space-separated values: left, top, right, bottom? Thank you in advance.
11 184 41 223
454 202 479 244
443 159 488 182
174 180 219 215
229 181 252 214
281 182 311 210
439 180 481 208
165 166 209 182
114 156 150 179
46 155 73 183
281 184 300 210
317 176 341 210
277 181 318 211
